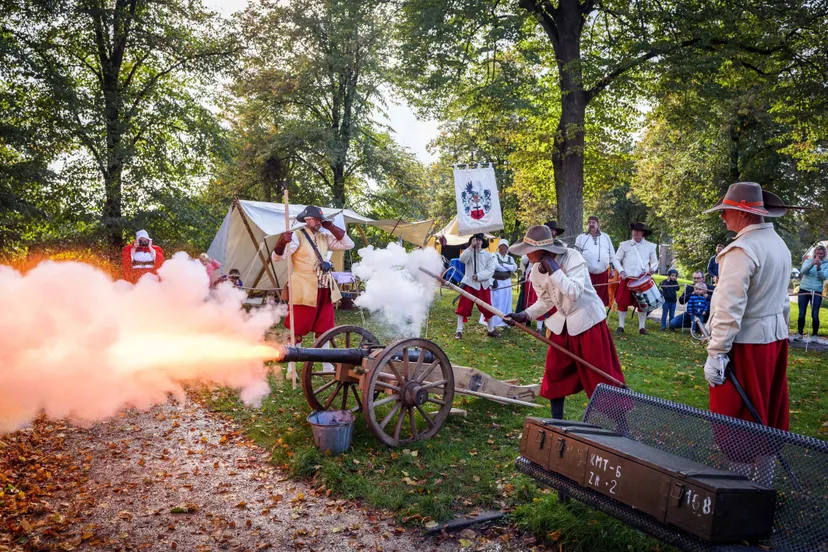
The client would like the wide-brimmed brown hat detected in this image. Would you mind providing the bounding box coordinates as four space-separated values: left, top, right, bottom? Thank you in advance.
509 225 567 256
629 222 652 237
703 182 787 218
544 220 565 236
296 205 329 222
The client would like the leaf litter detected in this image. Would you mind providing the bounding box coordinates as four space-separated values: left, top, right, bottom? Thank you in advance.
1 394 533 551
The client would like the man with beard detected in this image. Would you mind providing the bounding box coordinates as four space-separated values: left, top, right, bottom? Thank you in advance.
272 206 354 343
574 215 616 307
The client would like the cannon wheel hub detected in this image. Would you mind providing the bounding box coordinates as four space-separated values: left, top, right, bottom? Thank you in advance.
402 382 428 407
362 338 455 447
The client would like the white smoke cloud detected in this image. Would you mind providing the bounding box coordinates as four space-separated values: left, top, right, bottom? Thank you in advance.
352 244 443 337
0 253 283 433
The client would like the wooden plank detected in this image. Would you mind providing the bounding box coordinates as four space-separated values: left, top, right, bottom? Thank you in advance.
448 364 541 402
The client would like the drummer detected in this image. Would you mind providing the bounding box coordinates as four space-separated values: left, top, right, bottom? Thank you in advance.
613 222 659 335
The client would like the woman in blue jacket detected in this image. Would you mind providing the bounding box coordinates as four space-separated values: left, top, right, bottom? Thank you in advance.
795 244 828 342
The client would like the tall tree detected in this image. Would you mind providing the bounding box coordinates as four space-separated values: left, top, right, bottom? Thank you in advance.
397 0 828 234
1 0 238 247
230 0 412 208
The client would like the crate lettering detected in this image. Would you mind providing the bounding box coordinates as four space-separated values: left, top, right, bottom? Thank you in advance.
587 452 621 495
683 488 713 516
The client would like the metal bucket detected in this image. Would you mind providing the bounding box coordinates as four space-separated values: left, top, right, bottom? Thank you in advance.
307 410 355 455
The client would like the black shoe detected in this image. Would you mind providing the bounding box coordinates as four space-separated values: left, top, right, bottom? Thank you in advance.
616 327 624 334
661 327 667 331
639 328 648 335
487 331 500 338
455 331 462 339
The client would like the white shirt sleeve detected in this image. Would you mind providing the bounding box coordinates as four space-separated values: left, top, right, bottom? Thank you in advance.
613 242 626 273
323 228 355 251
706 248 755 357
606 236 616 267
551 260 587 303
525 272 556 320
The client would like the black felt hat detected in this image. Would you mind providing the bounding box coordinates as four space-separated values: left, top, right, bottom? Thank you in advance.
296 205 329 222
629 222 652 237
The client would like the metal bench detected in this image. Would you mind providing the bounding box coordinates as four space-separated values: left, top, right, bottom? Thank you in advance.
515 384 828 551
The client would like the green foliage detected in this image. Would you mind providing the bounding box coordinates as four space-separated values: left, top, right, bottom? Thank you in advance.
1 0 237 249
220 0 422 213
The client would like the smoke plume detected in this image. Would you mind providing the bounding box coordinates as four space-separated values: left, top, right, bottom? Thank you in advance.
352 244 443 337
0 253 282 433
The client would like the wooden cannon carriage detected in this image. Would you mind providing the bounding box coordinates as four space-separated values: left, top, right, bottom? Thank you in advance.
276 325 541 447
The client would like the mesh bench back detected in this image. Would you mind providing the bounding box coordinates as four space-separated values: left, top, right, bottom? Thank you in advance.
583 384 828 552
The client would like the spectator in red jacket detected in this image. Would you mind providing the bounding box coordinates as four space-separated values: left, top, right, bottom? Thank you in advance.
121 230 164 283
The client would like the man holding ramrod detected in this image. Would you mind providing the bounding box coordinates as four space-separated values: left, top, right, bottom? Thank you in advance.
505 225 626 420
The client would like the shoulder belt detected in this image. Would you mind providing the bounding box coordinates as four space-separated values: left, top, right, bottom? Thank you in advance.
300 229 325 264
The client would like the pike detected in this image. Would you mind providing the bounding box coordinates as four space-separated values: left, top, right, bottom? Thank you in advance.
419 267 628 389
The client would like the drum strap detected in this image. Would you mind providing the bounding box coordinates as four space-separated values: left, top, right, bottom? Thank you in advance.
632 244 648 276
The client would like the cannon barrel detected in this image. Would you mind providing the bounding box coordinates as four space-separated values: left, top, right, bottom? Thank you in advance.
390 350 435 363
277 345 435 365
278 346 369 365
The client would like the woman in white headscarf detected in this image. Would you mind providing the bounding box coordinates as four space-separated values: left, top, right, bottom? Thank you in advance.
481 239 517 329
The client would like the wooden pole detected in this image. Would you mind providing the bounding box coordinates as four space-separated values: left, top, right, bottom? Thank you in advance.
284 191 297 389
419 267 628 389
454 388 544 408
356 224 370 247
234 199 279 288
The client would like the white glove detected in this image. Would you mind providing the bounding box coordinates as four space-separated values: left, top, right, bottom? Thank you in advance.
704 354 728 387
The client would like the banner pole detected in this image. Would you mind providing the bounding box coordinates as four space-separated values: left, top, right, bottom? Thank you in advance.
284 190 297 389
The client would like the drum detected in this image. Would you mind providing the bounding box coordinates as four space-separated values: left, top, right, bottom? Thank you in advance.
628 275 664 313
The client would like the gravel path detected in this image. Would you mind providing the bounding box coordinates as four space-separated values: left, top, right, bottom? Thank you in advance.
36 398 530 552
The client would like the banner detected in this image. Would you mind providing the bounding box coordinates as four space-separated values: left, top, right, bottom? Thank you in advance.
453 164 504 235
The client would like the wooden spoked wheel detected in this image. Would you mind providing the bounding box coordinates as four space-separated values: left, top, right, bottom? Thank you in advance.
362 338 454 447
301 325 380 412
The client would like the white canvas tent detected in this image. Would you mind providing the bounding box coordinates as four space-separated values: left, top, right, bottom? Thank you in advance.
207 200 433 290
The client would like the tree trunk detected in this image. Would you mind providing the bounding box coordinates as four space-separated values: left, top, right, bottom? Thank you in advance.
262 156 287 202
332 162 346 207
102 80 124 248
551 0 587 236
729 122 740 182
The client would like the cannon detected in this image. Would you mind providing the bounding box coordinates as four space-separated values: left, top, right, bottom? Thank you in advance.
274 325 455 447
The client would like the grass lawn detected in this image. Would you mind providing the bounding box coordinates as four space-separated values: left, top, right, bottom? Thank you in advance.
205 291 827 551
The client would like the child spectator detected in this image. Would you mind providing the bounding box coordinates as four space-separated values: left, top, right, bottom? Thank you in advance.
214 268 244 289
685 282 711 333
660 269 679 331
199 253 221 287
228 268 244 289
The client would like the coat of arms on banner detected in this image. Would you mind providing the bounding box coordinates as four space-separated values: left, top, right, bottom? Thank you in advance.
454 164 503 235
461 181 492 220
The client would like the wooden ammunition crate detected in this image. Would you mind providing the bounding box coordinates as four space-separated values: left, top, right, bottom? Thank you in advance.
520 418 776 543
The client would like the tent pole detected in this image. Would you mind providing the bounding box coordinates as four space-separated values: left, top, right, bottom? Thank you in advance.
283 190 297 390
356 224 370 247
234 198 279 288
